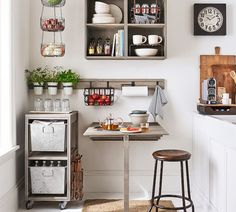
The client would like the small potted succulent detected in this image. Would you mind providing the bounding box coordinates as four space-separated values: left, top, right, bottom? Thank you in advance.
44 66 61 95
58 69 80 96
25 68 46 95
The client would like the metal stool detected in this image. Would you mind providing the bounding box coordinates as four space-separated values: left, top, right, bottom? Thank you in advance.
149 149 195 212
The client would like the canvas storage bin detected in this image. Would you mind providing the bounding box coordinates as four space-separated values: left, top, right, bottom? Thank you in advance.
30 166 66 194
30 121 66 152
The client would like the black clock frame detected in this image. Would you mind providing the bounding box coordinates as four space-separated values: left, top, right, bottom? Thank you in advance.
194 3 226 36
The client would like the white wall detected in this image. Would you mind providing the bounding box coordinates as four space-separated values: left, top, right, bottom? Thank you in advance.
0 0 30 211
28 0 236 198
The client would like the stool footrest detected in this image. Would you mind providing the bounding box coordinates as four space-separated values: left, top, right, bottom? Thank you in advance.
153 194 194 210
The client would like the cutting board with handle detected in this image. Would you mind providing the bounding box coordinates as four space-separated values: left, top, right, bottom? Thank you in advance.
200 47 236 103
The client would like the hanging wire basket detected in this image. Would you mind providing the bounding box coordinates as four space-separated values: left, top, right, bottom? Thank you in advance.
41 0 66 7
40 17 65 32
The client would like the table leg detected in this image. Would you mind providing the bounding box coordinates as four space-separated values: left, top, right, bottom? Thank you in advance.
123 134 129 212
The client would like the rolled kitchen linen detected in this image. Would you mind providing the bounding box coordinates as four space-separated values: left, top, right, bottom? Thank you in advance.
148 85 168 121
122 86 148 96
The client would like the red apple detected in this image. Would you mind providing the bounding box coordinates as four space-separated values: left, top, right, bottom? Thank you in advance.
92 93 100 100
101 95 107 100
105 98 111 105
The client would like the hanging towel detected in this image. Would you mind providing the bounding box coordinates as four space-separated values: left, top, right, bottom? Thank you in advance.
148 85 168 121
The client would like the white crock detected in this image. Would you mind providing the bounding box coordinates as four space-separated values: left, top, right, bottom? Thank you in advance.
62 82 73 96
47 82 58 96
33 83 44 95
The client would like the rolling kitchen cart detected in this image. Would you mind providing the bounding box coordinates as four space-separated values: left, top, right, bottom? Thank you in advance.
25 111 82 210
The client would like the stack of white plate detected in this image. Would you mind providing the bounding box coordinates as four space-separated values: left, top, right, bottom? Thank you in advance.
93 1 115 24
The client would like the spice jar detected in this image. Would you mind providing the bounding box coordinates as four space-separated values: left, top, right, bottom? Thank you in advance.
141 4 149 14
104 37 111 55
150 3 158 14
88 38 95 55
134 3 141 14
96 37 103 55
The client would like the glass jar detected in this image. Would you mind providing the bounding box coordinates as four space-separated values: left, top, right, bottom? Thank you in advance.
104 37 111 55
96 37 103 55
44 98 53 111
88 38 95 55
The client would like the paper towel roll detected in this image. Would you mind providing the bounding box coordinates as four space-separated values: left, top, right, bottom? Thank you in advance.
122 86 148 96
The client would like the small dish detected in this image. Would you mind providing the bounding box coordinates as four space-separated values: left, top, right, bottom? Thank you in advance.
95 7 110 14
92 17 115 24
109 4 123 23
120 127 142 133
135 48 158 57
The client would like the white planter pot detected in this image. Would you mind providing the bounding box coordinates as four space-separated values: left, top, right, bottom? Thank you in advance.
62 82 73 96
47 82 58 96
33 83 44 95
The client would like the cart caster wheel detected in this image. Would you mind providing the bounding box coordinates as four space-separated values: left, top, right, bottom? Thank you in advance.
26 201 34 210
59 201 67 210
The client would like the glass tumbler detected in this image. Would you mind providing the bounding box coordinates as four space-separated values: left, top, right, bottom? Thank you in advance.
53 99 61 112
44 98 53 111
62 99 70 111
34 98 43 111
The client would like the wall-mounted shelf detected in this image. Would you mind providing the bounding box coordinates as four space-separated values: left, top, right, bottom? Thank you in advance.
85 0 167 60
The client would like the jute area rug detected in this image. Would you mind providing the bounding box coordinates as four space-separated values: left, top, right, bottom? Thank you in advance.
82 199 176 212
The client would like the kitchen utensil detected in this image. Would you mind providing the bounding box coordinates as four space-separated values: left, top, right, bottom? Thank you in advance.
129 113 149 126
140 122 149 132
135 48 158 57
95 1 109 7
101 114 124 130
109 4 123 23
133 35 147 45
131 110 147 114
44 99 53 111
93 14 112 17
95 5 110 14
230 70 236 84
120 127 142 133
148 35 163 45
62 99 70 111
34 98 43 111
92 17 115 24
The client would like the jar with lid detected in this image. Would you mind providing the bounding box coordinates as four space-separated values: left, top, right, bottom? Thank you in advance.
88 38 95 55
134 3 141 14
150 3 158 15
96 37 103 55
104 37 111 55
141 4 149 14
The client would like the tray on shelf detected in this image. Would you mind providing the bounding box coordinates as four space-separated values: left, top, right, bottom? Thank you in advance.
197 103 236 115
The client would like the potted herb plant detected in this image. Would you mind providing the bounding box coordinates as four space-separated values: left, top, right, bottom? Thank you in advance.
58 69 80 95
44 66 60 95
25 68 46 95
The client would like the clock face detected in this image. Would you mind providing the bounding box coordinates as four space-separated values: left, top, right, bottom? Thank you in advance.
194 4 226 36
198 7 224 32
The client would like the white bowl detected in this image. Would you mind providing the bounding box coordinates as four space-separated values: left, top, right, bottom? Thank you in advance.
129 114 149 126
135 48 158 57
95 1 109 7
92 17 115 24
93 13 112 17
95 7 110 14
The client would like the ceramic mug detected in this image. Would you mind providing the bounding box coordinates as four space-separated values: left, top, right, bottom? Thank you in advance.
133 35 147 45
148 35 163 45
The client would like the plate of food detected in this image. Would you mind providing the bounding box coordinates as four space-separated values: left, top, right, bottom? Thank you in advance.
120 126 142 133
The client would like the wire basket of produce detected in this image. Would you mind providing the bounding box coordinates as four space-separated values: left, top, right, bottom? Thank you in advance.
84 87 115 106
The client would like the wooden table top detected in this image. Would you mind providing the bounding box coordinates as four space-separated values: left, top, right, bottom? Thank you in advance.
83 122 168 141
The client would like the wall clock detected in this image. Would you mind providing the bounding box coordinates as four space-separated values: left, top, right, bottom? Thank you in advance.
194 4 226 36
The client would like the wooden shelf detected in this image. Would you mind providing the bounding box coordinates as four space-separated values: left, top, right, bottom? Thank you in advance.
28 152 68 160
86 23 125 28
127 23 165 28
85 0 167 60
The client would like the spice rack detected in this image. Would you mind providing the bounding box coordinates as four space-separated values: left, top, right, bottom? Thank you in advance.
85 0 167 60
40 0 66 57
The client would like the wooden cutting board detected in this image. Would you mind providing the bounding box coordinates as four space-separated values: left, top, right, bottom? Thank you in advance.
200 47 236 103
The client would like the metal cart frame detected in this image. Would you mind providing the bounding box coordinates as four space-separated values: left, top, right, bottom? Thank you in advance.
25 112 78 210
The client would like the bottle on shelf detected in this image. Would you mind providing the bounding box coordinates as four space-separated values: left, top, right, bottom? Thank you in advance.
88 38 95 55
96 37 103 55
104 37 111 55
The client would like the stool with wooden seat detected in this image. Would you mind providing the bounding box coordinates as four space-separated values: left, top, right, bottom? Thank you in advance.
149 149 194 212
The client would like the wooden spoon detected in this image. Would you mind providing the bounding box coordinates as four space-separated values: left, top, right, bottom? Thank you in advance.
230 70 236 84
